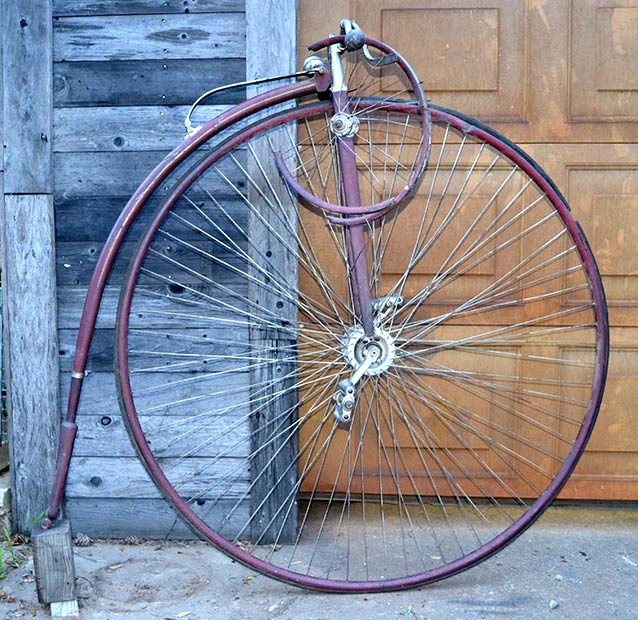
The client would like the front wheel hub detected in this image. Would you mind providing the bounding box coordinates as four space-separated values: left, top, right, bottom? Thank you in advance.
330 112 360 137
343 325 395 376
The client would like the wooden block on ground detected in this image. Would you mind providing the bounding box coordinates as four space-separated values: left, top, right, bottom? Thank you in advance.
31 520 76 604
51 599 80 619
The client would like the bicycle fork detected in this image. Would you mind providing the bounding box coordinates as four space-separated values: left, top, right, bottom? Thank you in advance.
328 41 375 338
327 38 401 424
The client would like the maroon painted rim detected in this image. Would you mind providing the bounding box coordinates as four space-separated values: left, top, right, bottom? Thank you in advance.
115 101 609 592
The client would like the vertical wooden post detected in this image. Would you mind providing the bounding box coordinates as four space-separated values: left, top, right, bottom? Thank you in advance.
2 0 60 534
246 0 299 543
3 0 53 194
0 0 5 473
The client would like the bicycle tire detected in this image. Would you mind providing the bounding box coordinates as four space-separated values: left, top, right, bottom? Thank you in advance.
115 100 608 592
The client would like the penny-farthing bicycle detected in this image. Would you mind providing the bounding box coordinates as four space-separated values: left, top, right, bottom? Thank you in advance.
45 20 608 592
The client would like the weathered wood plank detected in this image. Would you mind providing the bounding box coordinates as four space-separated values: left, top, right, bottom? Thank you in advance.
2 195 60 533
54 13 245 62
54 150 247 197
53 0 244 17
53 105 233 152
245 0 299 545
66 455 249 498
0 1 3 173
249 339 298 544
57 243 248 287
32 520 76 604
0 0 4 467
72 412 250 458
65 497 249 539
59 326 249 372
60 371 249 434
54 150 173 196
57 283 250 329
3 0 53 193
54 58 245 107
54 195 247 242
60 371 120 414
55 196 147 245
50 600 80 620
246 0 296 83
58 286 251 333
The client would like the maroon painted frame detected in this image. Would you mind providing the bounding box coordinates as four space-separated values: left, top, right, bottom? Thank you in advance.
44 33 431 524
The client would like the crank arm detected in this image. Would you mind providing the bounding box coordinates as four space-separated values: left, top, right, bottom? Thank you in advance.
334 346 380 424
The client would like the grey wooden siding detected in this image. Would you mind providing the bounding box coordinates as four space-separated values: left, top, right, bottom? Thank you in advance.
0 0 295 537
53 0 250 536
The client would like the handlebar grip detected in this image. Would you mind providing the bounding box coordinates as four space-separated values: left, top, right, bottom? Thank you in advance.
340 19 366 51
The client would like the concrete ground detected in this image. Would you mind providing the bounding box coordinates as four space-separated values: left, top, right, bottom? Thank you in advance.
0 505 636 620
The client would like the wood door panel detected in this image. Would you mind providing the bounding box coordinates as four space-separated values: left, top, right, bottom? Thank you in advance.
561 329 638 500
569 1 638 123
299 0 638 142
524 143 638 328
298 0 638 501
359 0 529 126
380 8 501 92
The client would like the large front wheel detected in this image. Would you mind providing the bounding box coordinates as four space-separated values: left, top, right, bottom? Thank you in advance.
115 101 608 592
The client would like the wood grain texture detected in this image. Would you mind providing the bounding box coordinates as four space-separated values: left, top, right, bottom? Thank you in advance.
249 339 298 544
65 455 249 499
59 325 249 372
54 195 246 242
57 282 248 329
53 105 233 152
32 519 76 604
50 600 80 620
54 13 244 61
65 497 250 538
54 58 245 107
49 1 304 535
3 195 60 533
71 410 250 458
54 150 247 197
60 370 248 415
246 0 296 82
0 0 4 470
0 0 3 173
53 0 243 17
3 0 53 193
297 0 638 502
245 0 298 544
54 150 178 196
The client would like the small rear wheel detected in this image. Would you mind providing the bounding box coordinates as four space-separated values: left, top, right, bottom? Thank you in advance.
115 100 608 591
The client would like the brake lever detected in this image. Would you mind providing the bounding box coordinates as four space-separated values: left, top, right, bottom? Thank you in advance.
362 44 399 67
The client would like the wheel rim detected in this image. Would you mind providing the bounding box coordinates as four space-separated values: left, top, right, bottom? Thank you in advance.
115 102 608 591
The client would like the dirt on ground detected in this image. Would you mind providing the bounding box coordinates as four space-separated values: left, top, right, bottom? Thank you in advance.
0 506 636 620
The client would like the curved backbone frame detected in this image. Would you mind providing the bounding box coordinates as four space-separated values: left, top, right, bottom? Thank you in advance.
42 78 320 528
43 32 431 527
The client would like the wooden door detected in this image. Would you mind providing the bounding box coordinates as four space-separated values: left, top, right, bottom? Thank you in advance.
298 0 638 500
